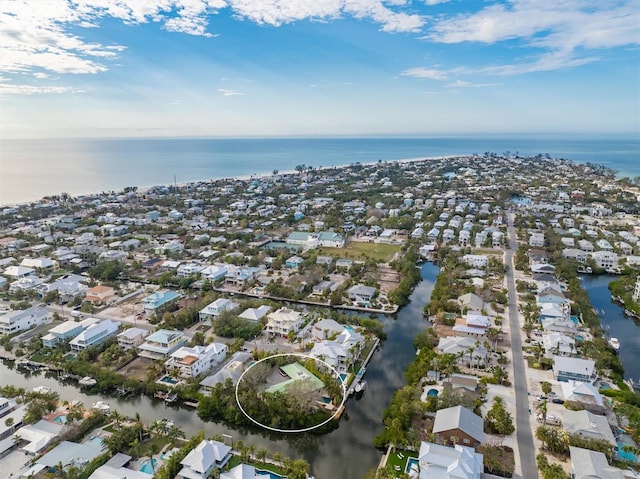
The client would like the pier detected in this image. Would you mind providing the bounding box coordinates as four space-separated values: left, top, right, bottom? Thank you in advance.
346 337 380 396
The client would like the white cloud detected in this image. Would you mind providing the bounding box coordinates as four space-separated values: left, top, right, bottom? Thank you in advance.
400 67 448 80
445 80 503 87
425 0 640 74
423 0 449 5
0 83 81 95
218 88 245 96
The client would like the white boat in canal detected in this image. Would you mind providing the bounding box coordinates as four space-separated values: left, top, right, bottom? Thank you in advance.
79 376 97 386
32 386 52 394
91 401 111 414
609 337 620 352
355 380 367 393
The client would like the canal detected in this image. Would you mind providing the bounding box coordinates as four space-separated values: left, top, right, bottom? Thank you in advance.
581 274 640 382
0 262 439 479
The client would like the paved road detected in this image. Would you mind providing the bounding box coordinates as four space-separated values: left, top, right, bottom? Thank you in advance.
505 214 538 479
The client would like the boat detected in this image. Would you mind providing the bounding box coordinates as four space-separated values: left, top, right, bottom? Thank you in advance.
79 376 97 386
164 392 178 403
91 401 111 414
354 380 367 393
32 386 52 394
608 338 620 353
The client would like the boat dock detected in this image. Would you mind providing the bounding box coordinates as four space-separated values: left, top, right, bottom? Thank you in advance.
346 337 379 396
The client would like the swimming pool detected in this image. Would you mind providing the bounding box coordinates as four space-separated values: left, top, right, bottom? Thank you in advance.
53 415 67 424
406 458 419 474
256 469 283 479
90 437 105 448
158 375 179 385
139 458 158 474
570 316 580 324
427 389 439 397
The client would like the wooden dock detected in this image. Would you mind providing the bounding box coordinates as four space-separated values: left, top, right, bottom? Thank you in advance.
346 337 380 396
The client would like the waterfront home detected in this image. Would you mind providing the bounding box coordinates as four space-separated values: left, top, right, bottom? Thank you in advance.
309 341 351 372
0 306 50 335
348 284 377 304
35 440 104 475
142 290 181 316
560 380 605 413
542 332 576 357
116 327 149 350
85 285 117 305
42 316 100 348
563 410 616 449
563 248 588 263
201 264 229 282
432 405 484 447
569 446 627 479
137 329 187 360
87 453 149 479
199 351 253 393
238 305 271 322
14 419 63 454
590 251 619 269
69 319 120 352
199 298 239 321
442 374 482 399
311 318 346 340
220 464 265 479
165 343 228 378
540 315 578 335
265 362 324 394
553 356 596 383
437 337 487 367
265 307 303 337
177 262 205 278
452 313 491 337
457 293 484 313
225 266 260 287
416 442 483 479
178 440 232 479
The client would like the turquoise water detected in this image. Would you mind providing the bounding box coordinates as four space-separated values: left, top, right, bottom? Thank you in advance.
90 437 105 448
427 389 438 396
53 415 67 424
139 458 158 474
256 469 283 479
158 375 178 385
1 137 637 205
406 457 419 474
570 316 580 324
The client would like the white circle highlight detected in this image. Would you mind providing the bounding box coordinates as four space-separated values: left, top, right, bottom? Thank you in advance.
234 352 348 433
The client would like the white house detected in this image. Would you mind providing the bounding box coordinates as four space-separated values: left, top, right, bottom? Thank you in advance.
265 308 303 337
165 343 228 378
178 440 232 479
117 327 149 351
417 442 483 479
238 305 271 322
590 251 618 269
553 356 596 383
69 319 120 352
0 307 50 335
137 329 187 360
199 298 239 321
347 284 377 303
462 255 488 268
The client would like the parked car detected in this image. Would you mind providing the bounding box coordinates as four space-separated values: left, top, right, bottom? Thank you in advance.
536 395 548 402
551 398 564 404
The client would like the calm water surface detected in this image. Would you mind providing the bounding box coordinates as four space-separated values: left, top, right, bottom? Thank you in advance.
0 263 439 479
1 137 638 204
581 275 640 382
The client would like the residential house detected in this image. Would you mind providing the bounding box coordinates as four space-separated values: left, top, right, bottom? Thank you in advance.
201 265 229 283
347 284 377 304
462 255 488 268
590 251 619 269
311 318 346 340
432 405 484 447
137 329 187 360
563 248 588 263
542 332 576 357
177 263 205 278
117 327 149 351
165 343 228 378
285 256 304 269
553 356 596 383
142 290 181 316
36 440 104 474
417 442 483 479
561 380 605 413
225 266 259 287
442 374 482 400
69 319 120 352
569 446 626 479
0 307 50 335
41 317 100 348
199 298 239 321
220 464 265 479
87 453 149 479
437 337 487 367
457 293 484 313
238 305 271 322
199 352 253 393
452 313 491 337
177 440 232 479
529 232 545 247
265 308 303 337
85 285 117 305
563 410 616 449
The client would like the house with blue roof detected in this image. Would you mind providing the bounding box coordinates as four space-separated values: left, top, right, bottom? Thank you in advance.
142 290 181 316
137 329 187 360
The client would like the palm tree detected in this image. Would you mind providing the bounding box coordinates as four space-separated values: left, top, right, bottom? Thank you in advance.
257 447 268 464
248 444 256 461
167 425 185 445
536 400 548 427
273 451 282 465
129 438 141 459
149 443 160 473
134 412 143 442
110 410 124 429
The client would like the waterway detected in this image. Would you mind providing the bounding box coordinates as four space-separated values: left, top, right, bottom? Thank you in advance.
581 274 640 382
0 262 439 479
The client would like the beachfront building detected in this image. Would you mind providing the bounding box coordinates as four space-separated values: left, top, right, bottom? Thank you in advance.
42 317 100 348
165 343 228 378
69 319 120 352
416 442 483 479
178 440 232 479
199 298 239 321
0 307 50 335
142 290 181 316
265 307 303 337
137 329 187 360
116 327 149 351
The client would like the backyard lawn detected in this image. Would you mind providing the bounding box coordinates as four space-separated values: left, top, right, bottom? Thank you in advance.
385 448 419 475
319 242 401 262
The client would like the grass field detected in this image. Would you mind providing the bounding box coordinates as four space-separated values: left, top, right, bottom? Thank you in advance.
319 242 401 262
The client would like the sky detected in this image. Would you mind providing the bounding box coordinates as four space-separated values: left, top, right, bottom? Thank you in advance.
1 0 639 139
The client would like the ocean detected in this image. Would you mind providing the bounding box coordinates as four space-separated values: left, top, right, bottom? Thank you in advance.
1 136 638 205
